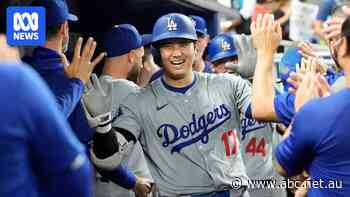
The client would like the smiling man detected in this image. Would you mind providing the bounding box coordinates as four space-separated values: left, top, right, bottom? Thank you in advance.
87 13 256 197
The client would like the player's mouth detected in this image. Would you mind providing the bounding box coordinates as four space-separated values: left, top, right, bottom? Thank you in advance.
170 59 185 69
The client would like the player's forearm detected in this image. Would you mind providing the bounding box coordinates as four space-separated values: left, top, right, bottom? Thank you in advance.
97 165 137 189
252 50 277 121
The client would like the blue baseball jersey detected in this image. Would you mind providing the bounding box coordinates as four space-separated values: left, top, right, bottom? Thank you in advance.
275 88 350 196
23 47 136 190
0 63 92 197
274 92 295 126
23 47 93 146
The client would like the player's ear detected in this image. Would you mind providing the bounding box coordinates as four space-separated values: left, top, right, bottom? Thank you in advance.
128 49 136 64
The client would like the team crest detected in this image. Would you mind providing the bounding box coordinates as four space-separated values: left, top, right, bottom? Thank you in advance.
167 17 177 31
191 18 196 27
221 40 231 51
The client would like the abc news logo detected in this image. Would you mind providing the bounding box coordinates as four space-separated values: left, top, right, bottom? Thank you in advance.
6 7 45 46
13 12 39 40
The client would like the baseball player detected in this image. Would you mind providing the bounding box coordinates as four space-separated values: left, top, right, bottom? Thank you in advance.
274 16 350 197
207 33 239 74
87 13 258 197
0 35 92 197
23 0 138 190
189 15 212 73
207 33 287 197
149 15 212 83
82 24 154 197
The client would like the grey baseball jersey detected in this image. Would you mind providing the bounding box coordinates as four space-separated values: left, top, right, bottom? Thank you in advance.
94 75 153 197
239 117 286 197
113 72 251 196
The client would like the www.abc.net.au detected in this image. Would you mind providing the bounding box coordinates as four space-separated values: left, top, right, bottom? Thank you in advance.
231 177 343 190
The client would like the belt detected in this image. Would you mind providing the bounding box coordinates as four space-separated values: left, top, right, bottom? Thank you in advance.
161 187 248 197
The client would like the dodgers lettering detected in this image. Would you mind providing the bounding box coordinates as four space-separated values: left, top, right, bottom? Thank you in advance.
157 104 232 153
241 118 267 140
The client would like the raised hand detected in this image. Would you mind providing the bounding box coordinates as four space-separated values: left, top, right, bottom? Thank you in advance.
298 41 318 59
294 73 319 112
251 14 282 54
61 37 106 84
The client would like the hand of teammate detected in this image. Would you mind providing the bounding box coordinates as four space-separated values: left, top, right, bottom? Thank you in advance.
287 57 318 95
137 55 160 87
61 37 106 84
81 73 114 133
297 41 318 59
322 4 350 41
0 35 20 63
133 176 152 197
316 74 331 97
250 14 282 54
287 72 303 95
295 73 319 112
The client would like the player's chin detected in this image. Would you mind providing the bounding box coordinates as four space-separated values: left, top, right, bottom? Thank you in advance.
166 70 188 80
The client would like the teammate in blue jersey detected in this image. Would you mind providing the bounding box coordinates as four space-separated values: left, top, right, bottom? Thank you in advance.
275 16 350 196
0 36 92 197
24 0 105 146
22 0 138 191
251 14 337 127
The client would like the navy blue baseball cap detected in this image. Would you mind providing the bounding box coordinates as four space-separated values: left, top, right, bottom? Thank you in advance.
152 13 197 44
278 47 302 82
189 15 208 36
141 34 153 47
103 24 152 58
33 0 78 26
207 33 237 63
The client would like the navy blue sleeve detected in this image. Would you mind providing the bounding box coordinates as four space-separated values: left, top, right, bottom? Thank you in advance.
274 93 295 126
55 78 84 117
275 101 320 176
97 165 137 190
316 0 336 21
19 66 92 197
326 67 344 85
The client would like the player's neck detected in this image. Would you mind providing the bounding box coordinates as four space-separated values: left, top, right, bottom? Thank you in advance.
44 39 62 54
163 72 194 88
102 59 129 79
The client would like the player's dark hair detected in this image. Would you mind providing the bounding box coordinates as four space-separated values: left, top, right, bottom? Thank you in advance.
257 0 269 4
46 23 64 40
341 17 350 54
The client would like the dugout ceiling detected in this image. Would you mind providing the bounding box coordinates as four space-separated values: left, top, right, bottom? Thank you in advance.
73 0 240 37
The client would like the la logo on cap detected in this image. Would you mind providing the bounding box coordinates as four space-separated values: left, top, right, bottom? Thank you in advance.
191 19 196 27
6 6 45 46
221 40 231 51
167 17 177 31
